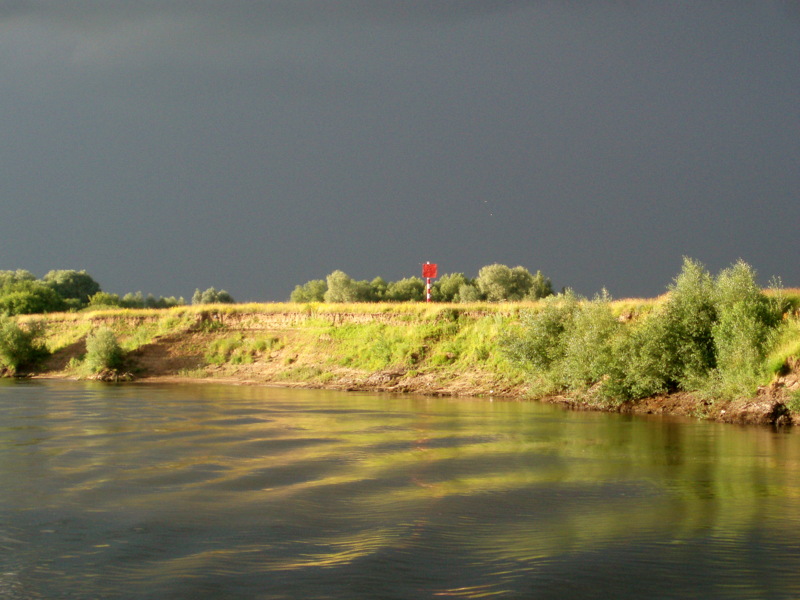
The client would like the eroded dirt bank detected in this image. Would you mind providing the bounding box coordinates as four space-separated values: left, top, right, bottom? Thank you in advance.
25 308 800 427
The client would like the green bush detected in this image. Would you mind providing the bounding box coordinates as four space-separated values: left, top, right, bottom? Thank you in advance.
501 291 580 390
501 257 788 404
561 291 622 392
659 257 718 387
85 327 125 372
607 316 674 400
708 261 782 398
0 316 48 374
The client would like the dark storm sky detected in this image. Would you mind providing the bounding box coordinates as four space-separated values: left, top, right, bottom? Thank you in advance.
2 1 799 301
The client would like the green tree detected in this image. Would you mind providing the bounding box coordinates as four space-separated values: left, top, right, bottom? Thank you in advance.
432 273 470 302
526 270 555 300
370 277 388 301
192 287 235 305
155 296 185 308
476 264 513 301
88 292 124 308
0 281 65 315
458 283 483 303
121 291 145 308
290 279 327 303
385 277 425 302
660 257 718 387
323 271 372 302
0 270 36 288
43 270 101 304
476 264 547 301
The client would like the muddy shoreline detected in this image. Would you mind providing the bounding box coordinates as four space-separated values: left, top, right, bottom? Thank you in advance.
28 367 798 428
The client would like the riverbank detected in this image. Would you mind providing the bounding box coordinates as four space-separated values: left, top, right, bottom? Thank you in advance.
18 301 800 427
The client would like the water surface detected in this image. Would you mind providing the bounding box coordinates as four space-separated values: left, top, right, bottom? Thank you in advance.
2 380 800 599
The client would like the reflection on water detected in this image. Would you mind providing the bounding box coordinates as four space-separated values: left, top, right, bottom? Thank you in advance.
2 379 800 598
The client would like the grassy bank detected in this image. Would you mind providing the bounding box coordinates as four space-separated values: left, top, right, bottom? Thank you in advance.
19 302 538 396
7 285 800 425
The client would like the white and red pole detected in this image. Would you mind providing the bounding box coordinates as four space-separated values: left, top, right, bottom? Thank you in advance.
422 262 437 303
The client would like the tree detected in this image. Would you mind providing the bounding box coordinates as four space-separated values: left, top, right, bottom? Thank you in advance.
108 292 183 309
385 277 425 302
0 270 36 288
526 271 554 300
88 292 124 308
290 279 327 303
43 270 101 304
370 277 388 301
0 281 65 315
323 271 372 303
121 291 145 308
192 287 235 305
476 264 529 301
476 264 553 301
432 273 470 302
458 283 483 303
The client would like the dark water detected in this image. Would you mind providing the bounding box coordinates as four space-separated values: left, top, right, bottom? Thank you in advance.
2 381 800 599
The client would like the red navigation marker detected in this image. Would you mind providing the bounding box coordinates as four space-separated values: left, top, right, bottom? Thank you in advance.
422 263 438 279
422 262 438 302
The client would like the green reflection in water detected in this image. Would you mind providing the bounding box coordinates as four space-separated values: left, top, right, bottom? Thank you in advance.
1 380 800 598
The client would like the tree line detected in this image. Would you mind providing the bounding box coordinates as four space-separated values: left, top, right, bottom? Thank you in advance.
0 269 234 316
290 264 554 303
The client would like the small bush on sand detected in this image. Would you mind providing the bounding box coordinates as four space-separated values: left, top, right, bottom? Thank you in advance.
85 327 124 372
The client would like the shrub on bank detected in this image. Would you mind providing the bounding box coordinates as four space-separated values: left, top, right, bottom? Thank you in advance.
561 291 623 393
503 258 790 404
85 327 125 372
501 291 580 394
0 316 49 374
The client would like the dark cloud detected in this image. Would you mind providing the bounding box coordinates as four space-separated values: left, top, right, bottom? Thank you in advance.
0 2 798 300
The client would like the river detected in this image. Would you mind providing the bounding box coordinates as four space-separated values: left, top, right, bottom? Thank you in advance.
1 380 800 599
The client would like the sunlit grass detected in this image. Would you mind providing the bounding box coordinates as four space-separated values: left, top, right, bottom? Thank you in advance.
766 317 800 375
15 289 800 405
